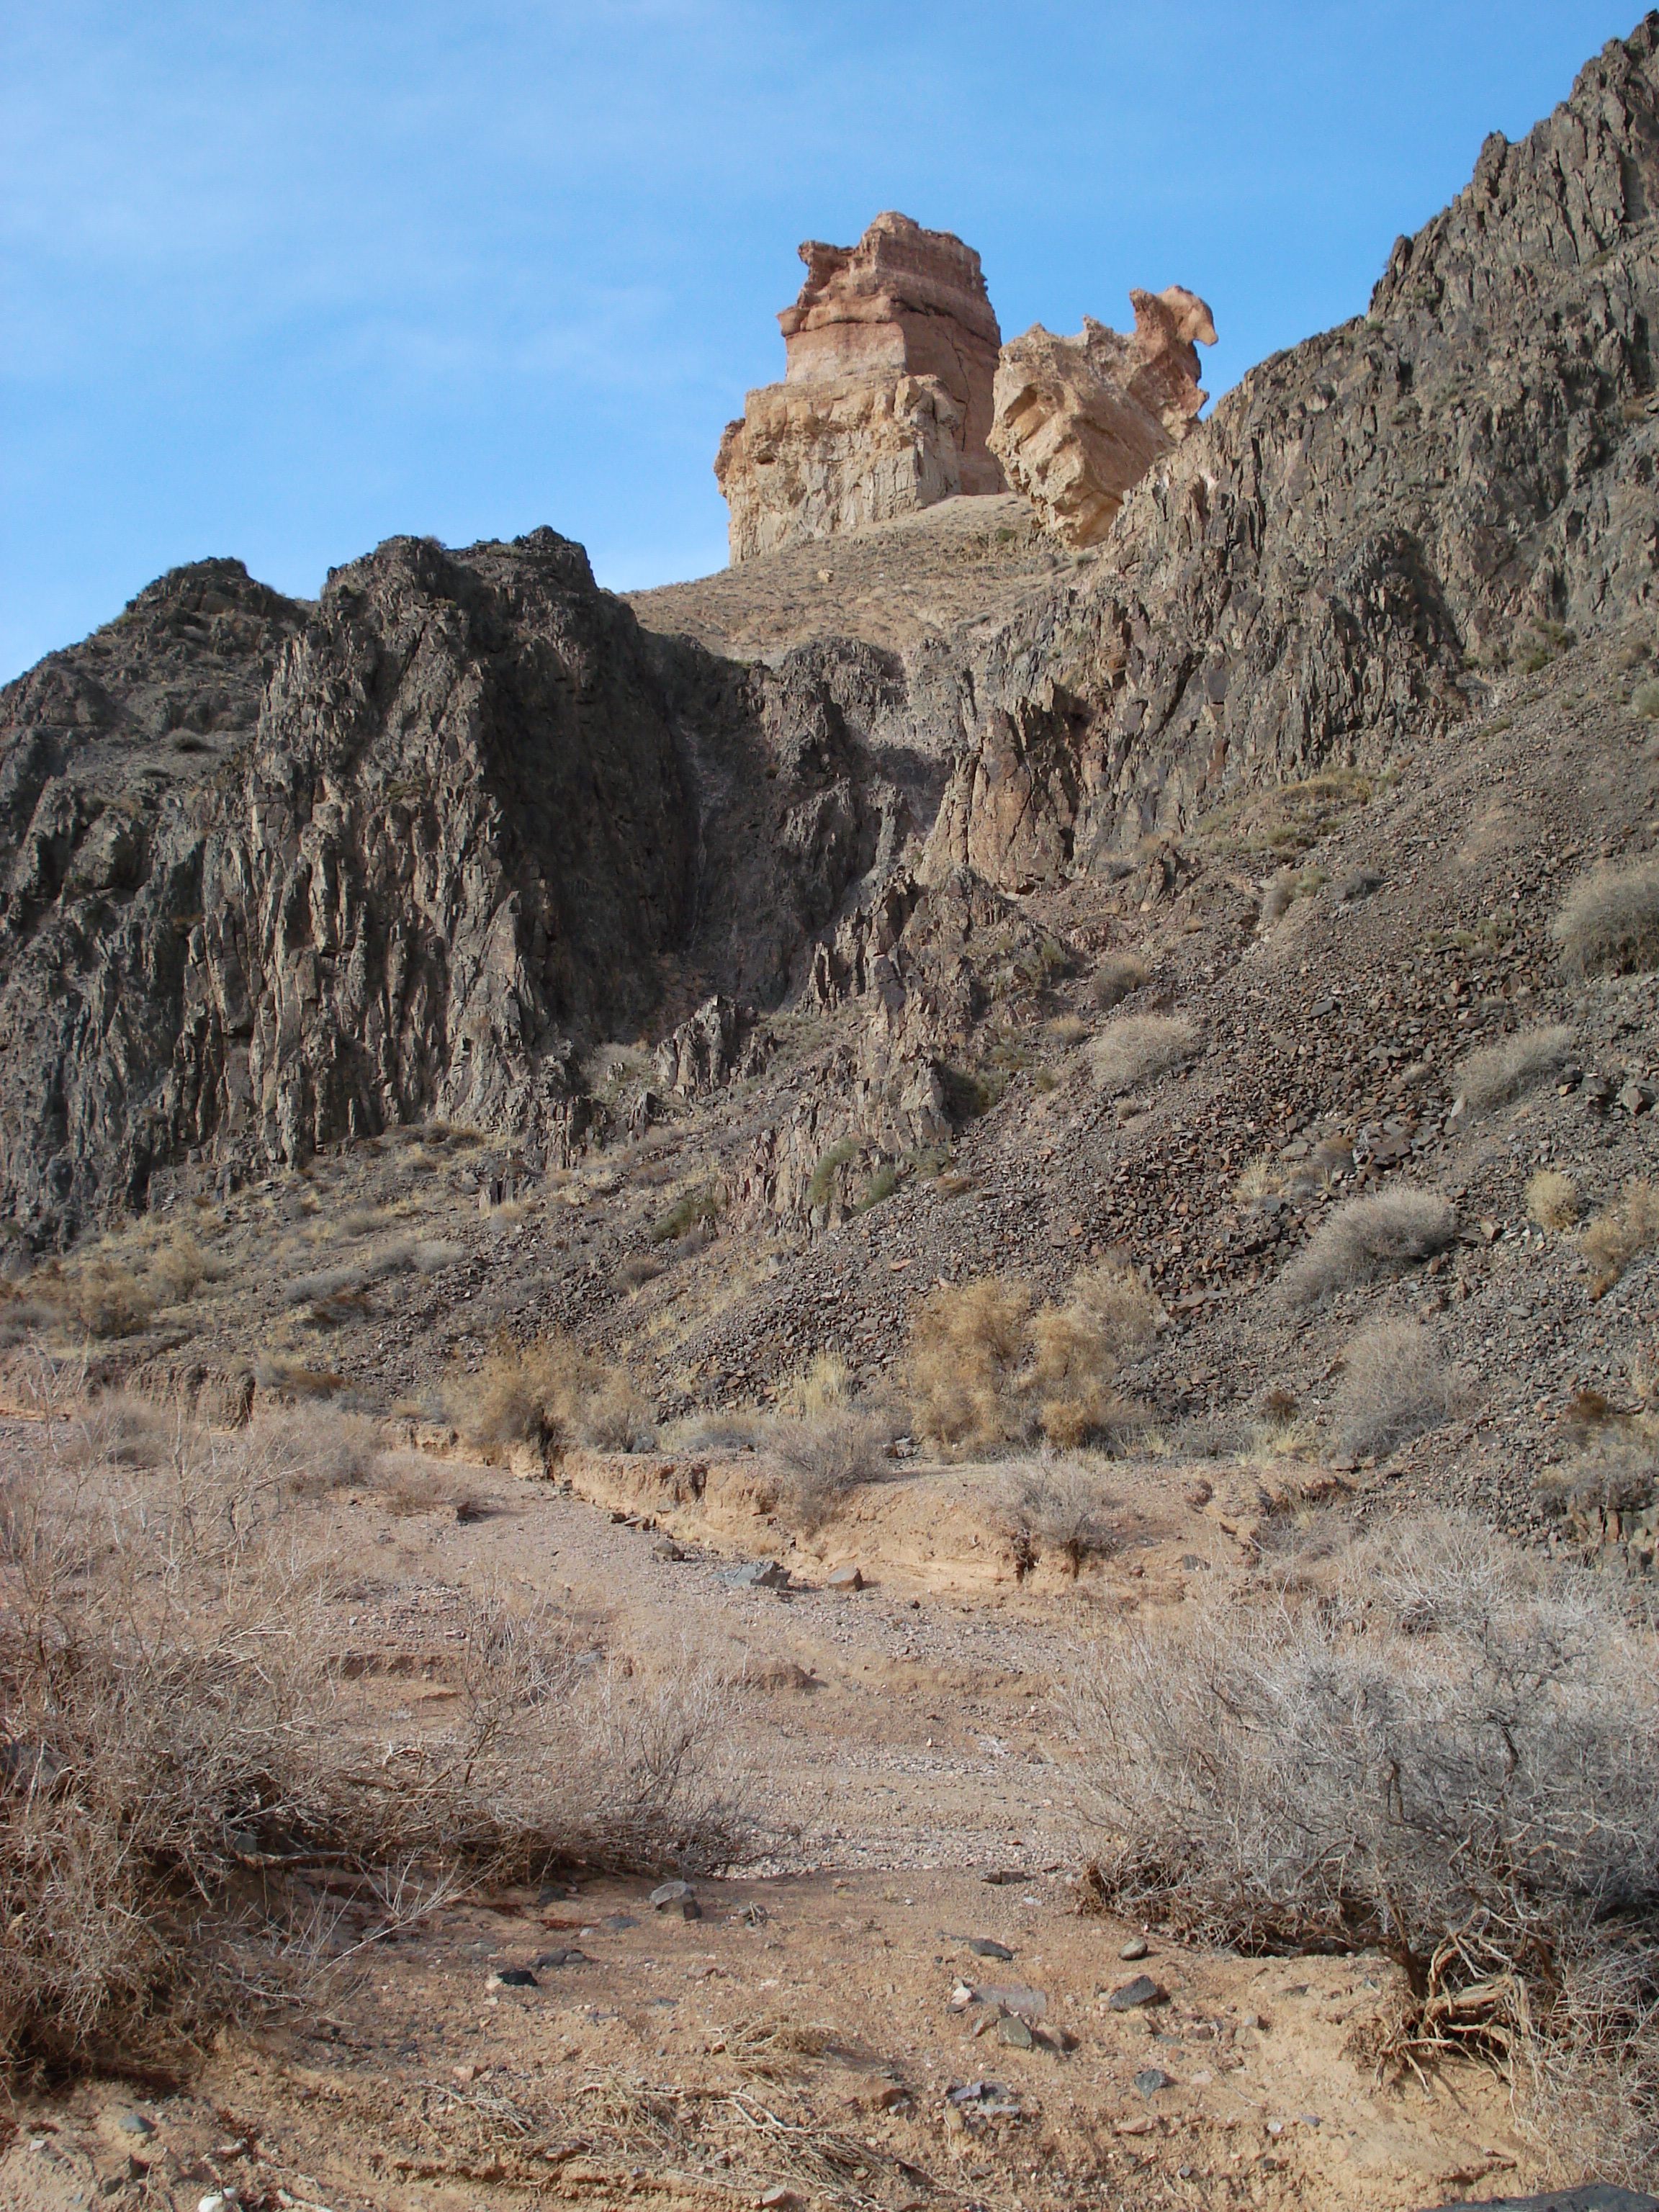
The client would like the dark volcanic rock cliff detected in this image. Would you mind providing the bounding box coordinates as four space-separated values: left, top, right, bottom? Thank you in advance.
0 535 916 1239
932 14 1659 886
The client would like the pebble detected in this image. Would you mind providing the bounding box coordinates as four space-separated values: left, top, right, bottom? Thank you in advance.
117 2115 155 2138
1119 1936 1149 1960
1133 2067 1174 2097
826 1563 864 1589
963 1936 1014 1960
997 2013 1033 2049
487 1966 538 1990
1108 1973 1164 2010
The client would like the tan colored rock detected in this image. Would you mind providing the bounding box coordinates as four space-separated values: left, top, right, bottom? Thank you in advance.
714 212 1004 562
989 287 1217 547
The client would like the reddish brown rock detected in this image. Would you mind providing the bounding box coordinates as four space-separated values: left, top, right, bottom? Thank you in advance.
989 287 1217 547
714 213 1004 562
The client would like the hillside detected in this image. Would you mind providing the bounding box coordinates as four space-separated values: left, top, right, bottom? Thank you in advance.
1 17 1659 2212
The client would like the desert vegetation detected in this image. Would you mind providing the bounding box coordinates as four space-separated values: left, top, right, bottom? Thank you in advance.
1002 1453 1125 1576
1072 1516 1659 2180
1280 1184 1456 1304
1552 855 1659 977
1579 1177 1659 1298
904 1261 1156 1451
451 1333 655 1461
1087 1012 1196 1095
763 1354 890 1531
1454 1022 1576 1110
1090 950 1147 1011
1334 1319 1460 1460
1527 1167 1580 1230
0 1381 747 2077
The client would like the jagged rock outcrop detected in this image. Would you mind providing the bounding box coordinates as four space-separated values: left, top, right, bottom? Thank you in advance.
714 213 1004 562
936 14 1659 887
0 536 927 1240
989 287 1218 547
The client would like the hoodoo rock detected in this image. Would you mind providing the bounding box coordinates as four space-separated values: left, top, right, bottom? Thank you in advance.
988 286 1218 547
714 212 1005 562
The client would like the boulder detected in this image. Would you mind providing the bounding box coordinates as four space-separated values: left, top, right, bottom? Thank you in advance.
989 286 1217 547
715 212 1005 562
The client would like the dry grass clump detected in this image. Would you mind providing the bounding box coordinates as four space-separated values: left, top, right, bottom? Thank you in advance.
1280 1184 1455 1305
1552 856 1659 976
1092 951 1148 1012
905 1277 1030 1448
1087 1012 1197 1095
763 1355 890 1532
1581 1178 1659 1297
1334 1321 1460 1460
1454 1024 1576 1110
1004 1454 1124 1575
1072 1516 1659 2180
1028 1261 1157 1449
1527 1169 1580 1231
904 1263 1156 1452
453 1334 654 1462
0 1396 748 2077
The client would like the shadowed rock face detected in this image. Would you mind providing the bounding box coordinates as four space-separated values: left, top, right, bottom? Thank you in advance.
989 286 1218 548
714 212 1006 562
0 533 921 1239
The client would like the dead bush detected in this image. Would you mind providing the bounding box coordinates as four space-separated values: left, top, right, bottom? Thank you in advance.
1334 1321 1460 1460
1552 856 1659 976
1527 1168 1580 1231
1071 1515 1659 2177
1029 1262 1157 1448
1280 1184 1455 1305
62 1260 153 1339
768 1408 889 1533
1581 1178 1659 1295
244 1399 383 1497
1087 1012 1197 1095
1004 1454 1123 1575
452 1334 654 1461
904 1276 1030 1448
1455 1024 1576 1110
0 1416 749 2077
1092 951 1148 1012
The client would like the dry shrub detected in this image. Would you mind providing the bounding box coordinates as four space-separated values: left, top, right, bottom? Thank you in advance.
454 1334 654 1461
904 1264 1154 1452
768 1411 888 1533
1072 1515 1659 2180
1280 1184 1455 1305
62 1260 153 1339
148 1231 225 1306
1527 1169 1580 1231
1092 951 1148 1012
245 1399 383 1497
1581 1179 1659 1296
1087 1012 1196 1095
0 1405 748 2077
1004 1454 1123 1575
1455 1024 1576 1110
1334 1321 1460 1460
1028 1262 1157 1448
904 1277 1030 1448
1552 856 1659 976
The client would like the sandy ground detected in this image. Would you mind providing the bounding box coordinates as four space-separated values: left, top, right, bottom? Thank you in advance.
1 1437 1556 2212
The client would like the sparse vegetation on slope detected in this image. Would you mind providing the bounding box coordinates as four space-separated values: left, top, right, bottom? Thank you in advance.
1552 857 1659 977
1280 1186 1456 1305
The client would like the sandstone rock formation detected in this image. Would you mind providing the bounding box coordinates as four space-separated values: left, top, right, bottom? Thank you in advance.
714 213 1004 562
988 286 1218 547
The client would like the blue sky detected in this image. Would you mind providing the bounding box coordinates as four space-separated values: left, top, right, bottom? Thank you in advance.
0 2 1637 681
